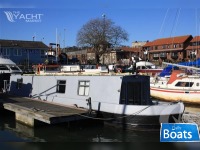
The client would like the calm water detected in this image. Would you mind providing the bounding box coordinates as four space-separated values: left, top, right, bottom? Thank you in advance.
0 109 200 150
0 110 160 142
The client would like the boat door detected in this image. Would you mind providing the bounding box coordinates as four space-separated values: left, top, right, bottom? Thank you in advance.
119 75 152 105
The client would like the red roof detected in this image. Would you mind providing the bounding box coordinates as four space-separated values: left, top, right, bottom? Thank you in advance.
190 36 200 42
144 35 192 47
186 36 200 50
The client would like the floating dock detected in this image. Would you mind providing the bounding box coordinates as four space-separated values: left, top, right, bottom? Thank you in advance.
0 95 89 127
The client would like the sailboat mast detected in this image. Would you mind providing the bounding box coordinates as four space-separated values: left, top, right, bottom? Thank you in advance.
56 28 58 62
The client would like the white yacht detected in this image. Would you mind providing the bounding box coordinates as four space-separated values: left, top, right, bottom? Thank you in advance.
0 56 22 74
0 56 22 92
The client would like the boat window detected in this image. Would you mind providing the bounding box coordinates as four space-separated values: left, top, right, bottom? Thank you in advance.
196 83 199 87
78 81 90 96
10 66 20 71
175 82 194 87
0 65 9 70
141 66 146 69
56 80 66 93
16 78 23 89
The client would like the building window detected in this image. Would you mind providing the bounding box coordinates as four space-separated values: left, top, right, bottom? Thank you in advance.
160 53 166 57
153 54 159 57
14 49 22 56
162 45 166 49
3 48 10 56
145 47 150 51
171 52 178 57
78 81 90 96
167 45 170 49
173 44 177 48
56 80 66 93
16 78 23 89
41 50 45 55
155 46 158 50
192 42 197 46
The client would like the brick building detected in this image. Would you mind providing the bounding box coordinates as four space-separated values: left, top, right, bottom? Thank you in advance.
142 35 193 65
185 36 200 61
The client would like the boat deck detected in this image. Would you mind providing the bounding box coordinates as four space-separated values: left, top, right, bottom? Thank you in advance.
0 94 90 127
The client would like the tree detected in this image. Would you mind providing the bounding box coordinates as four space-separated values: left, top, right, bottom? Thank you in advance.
76 17 129 63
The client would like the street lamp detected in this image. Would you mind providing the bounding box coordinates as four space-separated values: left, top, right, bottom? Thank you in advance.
102 14 106 65
64 28 66 52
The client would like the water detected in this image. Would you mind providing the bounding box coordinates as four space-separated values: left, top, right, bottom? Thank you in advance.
1 109 200 150
0 110 160 142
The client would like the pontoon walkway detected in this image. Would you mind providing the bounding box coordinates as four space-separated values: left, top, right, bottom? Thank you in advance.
0 95 89 127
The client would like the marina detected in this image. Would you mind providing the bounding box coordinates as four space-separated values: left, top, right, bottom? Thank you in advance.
0 56 199 143
1 2 200 145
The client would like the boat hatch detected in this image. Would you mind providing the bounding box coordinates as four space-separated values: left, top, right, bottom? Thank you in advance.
119 75 152 105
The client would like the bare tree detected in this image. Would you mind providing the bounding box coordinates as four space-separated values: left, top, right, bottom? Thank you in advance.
76 17 128 63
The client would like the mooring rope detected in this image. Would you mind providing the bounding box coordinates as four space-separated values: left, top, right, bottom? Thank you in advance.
75 105 152 121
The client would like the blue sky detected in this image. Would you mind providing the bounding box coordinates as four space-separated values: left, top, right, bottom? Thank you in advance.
0 0 200 47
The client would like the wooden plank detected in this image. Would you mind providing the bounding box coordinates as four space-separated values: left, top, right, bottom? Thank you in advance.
2 95 89 125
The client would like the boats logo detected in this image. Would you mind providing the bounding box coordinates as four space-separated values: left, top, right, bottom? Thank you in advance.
4 11 43 23
160 123 200 142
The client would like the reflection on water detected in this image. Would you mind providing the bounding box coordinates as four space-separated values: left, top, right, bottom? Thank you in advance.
0 109 160 142
1 110 200 150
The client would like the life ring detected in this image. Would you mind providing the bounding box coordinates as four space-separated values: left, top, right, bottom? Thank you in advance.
117 68 122 73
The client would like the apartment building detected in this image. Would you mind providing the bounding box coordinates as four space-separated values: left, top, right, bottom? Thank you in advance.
142 35 193 64
0 39 49 66
186 36 200 61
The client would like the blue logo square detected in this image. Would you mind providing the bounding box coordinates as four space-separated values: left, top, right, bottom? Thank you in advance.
160 123 200 142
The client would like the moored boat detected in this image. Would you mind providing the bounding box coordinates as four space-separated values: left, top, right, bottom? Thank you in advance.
0 56 22 93
0 56 22 74
136 61 163 76
150 62 200 104
8 71 184 130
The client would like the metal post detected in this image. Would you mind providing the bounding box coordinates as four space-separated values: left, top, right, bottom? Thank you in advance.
102 14 106 65
86 97 92 114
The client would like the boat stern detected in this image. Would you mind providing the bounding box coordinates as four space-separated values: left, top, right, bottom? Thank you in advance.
159 101 185 124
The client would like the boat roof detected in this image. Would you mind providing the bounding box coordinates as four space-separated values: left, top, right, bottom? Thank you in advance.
136 61 155 67
0 56 16 65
